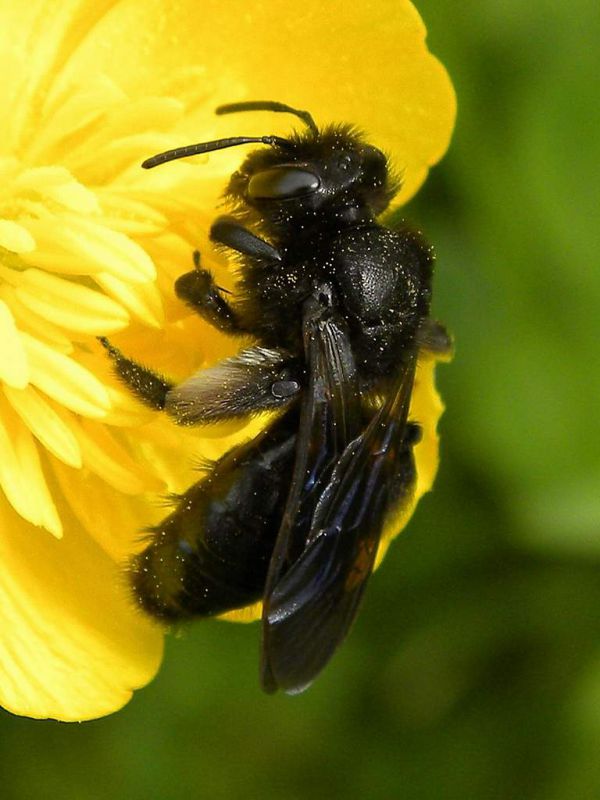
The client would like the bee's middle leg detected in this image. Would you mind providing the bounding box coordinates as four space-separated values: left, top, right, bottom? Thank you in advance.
174 249 245 335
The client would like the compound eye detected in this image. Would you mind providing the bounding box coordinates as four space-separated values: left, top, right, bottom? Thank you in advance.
247 167 320 199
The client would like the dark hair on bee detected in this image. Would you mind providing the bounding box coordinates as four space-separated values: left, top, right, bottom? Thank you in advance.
223 122 400 226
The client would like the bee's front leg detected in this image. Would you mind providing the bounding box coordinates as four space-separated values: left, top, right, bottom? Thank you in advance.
210 216 282 262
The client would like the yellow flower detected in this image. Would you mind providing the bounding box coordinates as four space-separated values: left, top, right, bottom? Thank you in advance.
0 0 455 720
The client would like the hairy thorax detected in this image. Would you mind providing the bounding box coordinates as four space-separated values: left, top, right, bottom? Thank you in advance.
237 221 430 379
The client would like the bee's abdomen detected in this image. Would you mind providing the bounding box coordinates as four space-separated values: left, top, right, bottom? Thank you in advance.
130 414 297 621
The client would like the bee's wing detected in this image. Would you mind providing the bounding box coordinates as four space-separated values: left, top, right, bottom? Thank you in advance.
276 296 363 550
260 296 417 694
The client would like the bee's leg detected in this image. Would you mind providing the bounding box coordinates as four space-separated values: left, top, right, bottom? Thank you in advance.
385 422 422 522
100 338 301 422
164 347 302 425
210 216 282 262
99 337 173 410
177 222 280 334
416 319 454 357
174 249 245 335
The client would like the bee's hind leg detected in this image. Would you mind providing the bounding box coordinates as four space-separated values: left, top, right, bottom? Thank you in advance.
100 337 302 423
163 347 302 425
98 337 173 410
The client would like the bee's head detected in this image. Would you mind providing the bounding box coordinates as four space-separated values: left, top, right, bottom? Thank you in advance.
142 101 398 228
228 124 396 227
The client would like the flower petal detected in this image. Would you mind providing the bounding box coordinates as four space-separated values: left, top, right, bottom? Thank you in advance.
16 268 130 335
0 285 74 354
22 213 156 284
0 496 163 721
50 458 162 561
0 402 35 523
375 352 447 567
3 384 82 468
57 0 456 203
22 333 111 418
0 219 36 253
26 72 127 164
73 417 161 495
0 394 61 535
0 298 29 388
411 355 447 499
96 191 169 236
15 165 100 212
94 271 164 328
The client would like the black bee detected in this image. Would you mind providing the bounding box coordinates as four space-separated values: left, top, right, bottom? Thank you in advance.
101 100 451 694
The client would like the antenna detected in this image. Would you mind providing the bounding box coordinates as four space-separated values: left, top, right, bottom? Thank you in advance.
141 135 290 169
216 101 318 135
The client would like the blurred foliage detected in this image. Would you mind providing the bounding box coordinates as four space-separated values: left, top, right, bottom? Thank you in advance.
1 1 599 798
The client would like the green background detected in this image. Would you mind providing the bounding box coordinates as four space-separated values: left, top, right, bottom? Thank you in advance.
2 1 599 797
